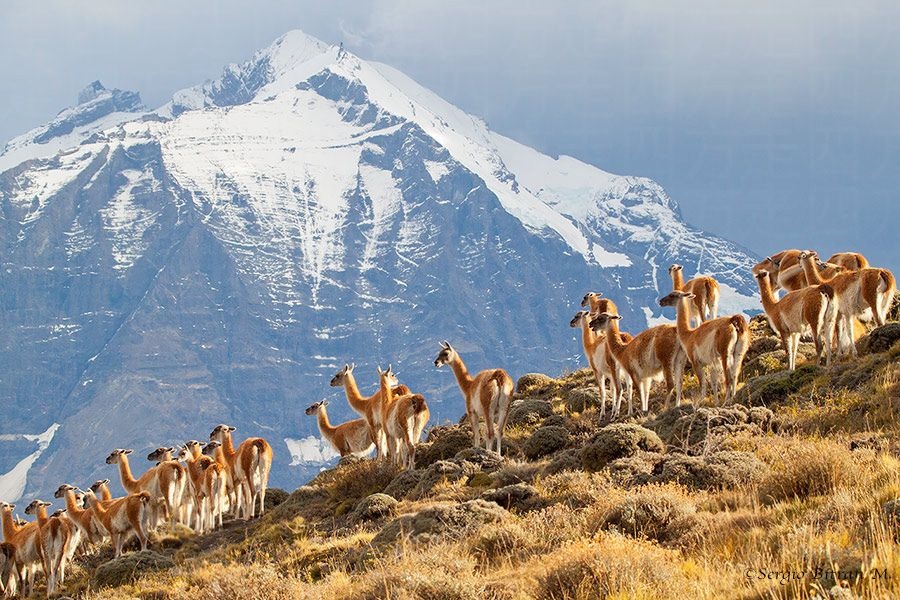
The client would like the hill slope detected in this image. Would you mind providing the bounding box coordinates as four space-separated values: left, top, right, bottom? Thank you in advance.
52 320 900 600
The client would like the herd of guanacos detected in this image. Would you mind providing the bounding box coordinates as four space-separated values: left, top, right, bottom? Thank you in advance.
0 248 894 598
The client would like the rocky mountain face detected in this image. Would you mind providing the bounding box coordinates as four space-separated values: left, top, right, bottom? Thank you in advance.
0 31 759 499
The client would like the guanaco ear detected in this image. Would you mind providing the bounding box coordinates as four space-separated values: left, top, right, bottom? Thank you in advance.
227 426 235 432
41 501 51 507
376 366 383 375
323 400 329 407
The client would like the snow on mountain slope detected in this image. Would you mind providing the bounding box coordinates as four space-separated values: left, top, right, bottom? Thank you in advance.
0 29 762 501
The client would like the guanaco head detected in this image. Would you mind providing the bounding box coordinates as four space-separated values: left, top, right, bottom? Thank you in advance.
0 502 15 512
588 311 621 332
202 440 221 457
580 292 601 308
434 341 456 367
24 500 51 515
147 447 178 462
798 250 818 262
570 311 589 328
305 401 327 416
89 479 110 493
668 264 683 276
658 290 695 308
13 515 27 527
53 483 77 499
754 270 770 281
376 365 399 387
330 363 355 387
210 424 236 442
105 448 132 464
50 509 66 519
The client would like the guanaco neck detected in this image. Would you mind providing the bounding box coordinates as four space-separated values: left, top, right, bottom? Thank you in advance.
213 445 228 467
449 354 474 396
1 508 19 539
188 445 202 460
674 297 696 338
84 492 107 517
34 505 50 527
64 491 85 516
603 319 629 358
671 270 685 291
580 317 600 353
117 455 140 492
315 406 337 437
99 484 113 502
756 276 779 312
800 256 826 284
379 375 394 409
341 371 370 411
221 432 237 461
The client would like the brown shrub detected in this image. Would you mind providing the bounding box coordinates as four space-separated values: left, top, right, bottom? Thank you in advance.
580 423 665 471
757 437 859 504
601 485 698 544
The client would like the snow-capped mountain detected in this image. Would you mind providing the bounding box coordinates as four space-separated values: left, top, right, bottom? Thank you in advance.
0 30 759 500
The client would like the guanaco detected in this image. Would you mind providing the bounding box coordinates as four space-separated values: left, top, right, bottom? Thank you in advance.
754 270 835 369
305 401 375 457
588 313 687 414
24 500 69 596
570 310 633 418
799 251 896 357
377 367 429 470
659 291 750 405
82 490 151 557
209 425 273 520
434 341 514 455
330 363 411 459
668 264 720 325
106 448 185 528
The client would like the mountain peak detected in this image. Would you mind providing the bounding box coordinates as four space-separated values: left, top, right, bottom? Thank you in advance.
77 80 108 105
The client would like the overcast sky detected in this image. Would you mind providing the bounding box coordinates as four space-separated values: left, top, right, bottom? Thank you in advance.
2 0 897 270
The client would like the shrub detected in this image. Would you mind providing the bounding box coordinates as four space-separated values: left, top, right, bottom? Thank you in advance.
564 387 600 413
516 373 557 395
507 399 554 427
602 485 697 544
352 493 398 522
468 521 532 566
522 425 570 459
580 424 665 471
735 364 821 406
481 483 538 510
652 451 767 490
382 469 423 500
417 425 473 467
372 500 507 546
93 550 175 588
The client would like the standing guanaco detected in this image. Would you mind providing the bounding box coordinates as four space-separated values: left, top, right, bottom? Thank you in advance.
209 425 273 520
434 341 514 455
376 367 429 470
658 291 750 405
305 401 375 457
668 264 720 326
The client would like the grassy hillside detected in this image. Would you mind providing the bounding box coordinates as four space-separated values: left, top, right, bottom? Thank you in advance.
52 317 900 599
